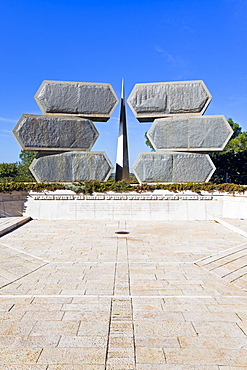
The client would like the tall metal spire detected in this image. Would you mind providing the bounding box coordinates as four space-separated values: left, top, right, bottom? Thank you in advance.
115 79 130 182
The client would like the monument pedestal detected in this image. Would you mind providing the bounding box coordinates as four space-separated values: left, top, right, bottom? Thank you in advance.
19 190 247 221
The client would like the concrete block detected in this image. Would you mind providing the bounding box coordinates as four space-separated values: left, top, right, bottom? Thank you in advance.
30 151 113 183
13 114 99 151
132 152 215 183
127 80 212 122
35 81 119 121
147 115 233 151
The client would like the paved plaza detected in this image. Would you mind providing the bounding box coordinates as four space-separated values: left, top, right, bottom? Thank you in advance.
0 218 247 369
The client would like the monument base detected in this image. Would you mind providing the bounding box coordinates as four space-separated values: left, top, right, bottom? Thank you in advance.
1 190 246 220
19 190 247 221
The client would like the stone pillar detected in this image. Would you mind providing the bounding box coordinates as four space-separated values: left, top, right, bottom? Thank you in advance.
115 80 130 182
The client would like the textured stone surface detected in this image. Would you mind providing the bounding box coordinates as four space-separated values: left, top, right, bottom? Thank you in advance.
127 80 212 122
13 115 99 151
147 115 233 151
30 151 113 182
35 81 119 121
132 152 215 183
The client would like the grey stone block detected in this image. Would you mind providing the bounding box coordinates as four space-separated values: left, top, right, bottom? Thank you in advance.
132 152 215 183
35 81 119 121
147 115 233 151
13 114 99 151
30 152 113 183
127 81 212 122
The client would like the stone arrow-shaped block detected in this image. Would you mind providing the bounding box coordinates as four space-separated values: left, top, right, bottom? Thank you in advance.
147 115 233 151
132 152 215 183
127 80 212 122
30 151 113 183
35 81 119 121
13 115 99 151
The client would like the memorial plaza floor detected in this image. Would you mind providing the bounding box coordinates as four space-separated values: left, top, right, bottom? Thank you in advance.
0 217 247 369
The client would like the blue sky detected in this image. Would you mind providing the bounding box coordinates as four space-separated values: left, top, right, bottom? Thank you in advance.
0 0 246 169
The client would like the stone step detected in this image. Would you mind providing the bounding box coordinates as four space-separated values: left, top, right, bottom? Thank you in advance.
196 244 247 291
223 265 247 283
199 248 247 268
0 216 31 237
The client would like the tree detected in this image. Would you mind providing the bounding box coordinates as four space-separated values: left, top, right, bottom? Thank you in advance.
0 151 37 182
144 132 155 151
0 163 18 181
210 150 247 184
227 118 242 139
16 150 37 182
19 151 37 166
210 119 247 184
224 132 247 152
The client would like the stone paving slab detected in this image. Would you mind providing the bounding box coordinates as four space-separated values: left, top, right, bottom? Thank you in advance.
0 219 247 368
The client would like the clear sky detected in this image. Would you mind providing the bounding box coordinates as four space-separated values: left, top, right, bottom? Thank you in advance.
0 0 246 169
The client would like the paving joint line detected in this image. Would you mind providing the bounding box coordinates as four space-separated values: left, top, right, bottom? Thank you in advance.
106 235 118 368
236 322 247 336
126 234 137 367
104 297 113 370
8 304 14 311
221 263 247 278
104 232 118 370
0 262 49 290
48 261 194 264
56 335 62 348
162 347 167 363
0 242 50 263
230 271 247 283
1 294 247 298
35 348 44 364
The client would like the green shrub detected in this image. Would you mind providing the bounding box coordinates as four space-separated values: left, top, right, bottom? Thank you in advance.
0 180 246 194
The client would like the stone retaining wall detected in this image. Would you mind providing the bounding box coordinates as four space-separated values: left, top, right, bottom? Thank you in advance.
0 192 27 217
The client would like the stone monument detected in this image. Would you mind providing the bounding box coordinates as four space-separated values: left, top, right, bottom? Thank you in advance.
13 79 233 184
13 81 119 182
129 81 233 183
115 80 130 182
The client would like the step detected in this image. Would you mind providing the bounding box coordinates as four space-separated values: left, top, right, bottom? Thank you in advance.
0 216 31 236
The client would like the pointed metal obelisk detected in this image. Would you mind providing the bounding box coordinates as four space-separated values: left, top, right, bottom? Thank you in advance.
115 79 130 182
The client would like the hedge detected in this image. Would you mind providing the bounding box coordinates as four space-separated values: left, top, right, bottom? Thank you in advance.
0 180 246 195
